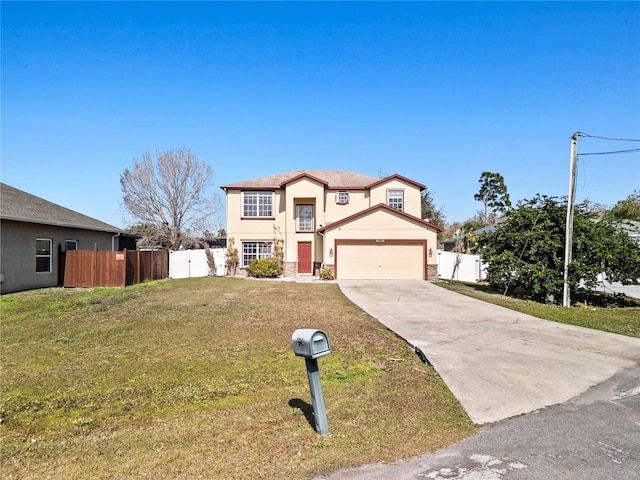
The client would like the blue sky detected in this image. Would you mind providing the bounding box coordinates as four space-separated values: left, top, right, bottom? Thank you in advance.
2 1 639 230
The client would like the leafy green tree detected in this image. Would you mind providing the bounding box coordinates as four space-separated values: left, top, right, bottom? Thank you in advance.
463 220 485 234
477 195 640 303
421 189 446 226
473 171 512 223
605 191 640 221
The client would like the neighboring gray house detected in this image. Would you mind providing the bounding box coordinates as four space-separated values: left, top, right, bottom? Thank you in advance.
0 183 133 294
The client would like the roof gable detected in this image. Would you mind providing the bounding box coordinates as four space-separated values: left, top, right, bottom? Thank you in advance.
318 203 445 233
367 174 426 191
279 172 329 188
1 183 123 233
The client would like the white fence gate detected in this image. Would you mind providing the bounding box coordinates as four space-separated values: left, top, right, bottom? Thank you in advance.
437 250 486 283
169 249 226 279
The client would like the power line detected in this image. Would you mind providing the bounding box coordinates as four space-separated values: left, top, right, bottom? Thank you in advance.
579 147 640 156
577 132 640 142
563 131 639 307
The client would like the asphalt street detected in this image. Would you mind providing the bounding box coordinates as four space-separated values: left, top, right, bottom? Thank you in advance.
315 364 640 480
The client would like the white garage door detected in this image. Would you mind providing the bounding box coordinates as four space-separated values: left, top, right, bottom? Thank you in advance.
337 242 424 280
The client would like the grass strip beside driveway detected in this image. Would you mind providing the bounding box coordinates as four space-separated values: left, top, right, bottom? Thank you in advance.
1 278 474 480
437 281 640 338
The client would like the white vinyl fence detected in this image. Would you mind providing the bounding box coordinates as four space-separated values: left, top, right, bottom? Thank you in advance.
437 250 487 283
169 249 226 279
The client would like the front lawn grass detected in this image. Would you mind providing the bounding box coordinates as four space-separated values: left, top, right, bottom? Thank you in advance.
437 281 640 338
1 278 475 480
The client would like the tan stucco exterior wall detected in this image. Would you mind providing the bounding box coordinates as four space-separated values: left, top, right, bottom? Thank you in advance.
323 190 370 225
282 178 325 264
321 209 438 271
369 179 422 218
225 189 287 241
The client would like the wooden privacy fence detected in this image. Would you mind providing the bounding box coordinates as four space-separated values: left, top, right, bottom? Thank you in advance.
63 246 168 288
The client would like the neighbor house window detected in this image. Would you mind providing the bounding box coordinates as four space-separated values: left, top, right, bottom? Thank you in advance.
387 189 404 211
242 191 274 218
36 238 52 273
336 191 349 204
242 241 273 267
296 205 314 232
65 240 78 251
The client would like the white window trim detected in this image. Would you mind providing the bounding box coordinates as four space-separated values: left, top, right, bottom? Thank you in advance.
296 205 314 232
241 241 274 267
387 189 404 211
241 191 275 218
36 238 52 273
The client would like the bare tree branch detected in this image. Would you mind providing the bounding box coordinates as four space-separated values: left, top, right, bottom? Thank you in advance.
120 148 220 249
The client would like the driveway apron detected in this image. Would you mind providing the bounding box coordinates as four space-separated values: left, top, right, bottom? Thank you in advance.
338 280 640 424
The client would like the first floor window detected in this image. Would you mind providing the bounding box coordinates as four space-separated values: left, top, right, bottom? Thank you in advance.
242 241 273 267
65 240 78 251
36 238 52 273
387 189 404 211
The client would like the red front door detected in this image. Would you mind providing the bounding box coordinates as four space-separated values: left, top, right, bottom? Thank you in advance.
298 242 312 274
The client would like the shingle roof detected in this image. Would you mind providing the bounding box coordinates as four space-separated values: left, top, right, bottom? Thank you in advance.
1 183 123 233
221 170 381 190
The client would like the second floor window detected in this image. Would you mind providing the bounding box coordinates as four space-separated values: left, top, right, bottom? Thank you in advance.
243 191 274 218
297 205 314 232
336 191 349 204
387 189 404 211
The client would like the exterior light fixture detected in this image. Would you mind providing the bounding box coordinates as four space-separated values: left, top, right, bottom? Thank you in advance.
329 248 333 257
429 248 433 258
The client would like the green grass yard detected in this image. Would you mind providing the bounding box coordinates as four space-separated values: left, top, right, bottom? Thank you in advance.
0 278 475 480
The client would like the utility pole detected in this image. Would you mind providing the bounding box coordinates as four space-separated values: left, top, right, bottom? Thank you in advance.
562 133 579 308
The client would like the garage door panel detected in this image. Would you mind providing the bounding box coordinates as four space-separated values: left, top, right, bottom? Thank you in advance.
337 243 424 280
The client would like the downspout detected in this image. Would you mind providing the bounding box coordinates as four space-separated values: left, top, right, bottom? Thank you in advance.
317 228 325 270
112 233 121 251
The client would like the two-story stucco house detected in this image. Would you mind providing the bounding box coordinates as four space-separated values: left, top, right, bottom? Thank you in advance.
221 170 444 280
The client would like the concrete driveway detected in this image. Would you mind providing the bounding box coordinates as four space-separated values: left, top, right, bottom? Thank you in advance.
338 280 640 425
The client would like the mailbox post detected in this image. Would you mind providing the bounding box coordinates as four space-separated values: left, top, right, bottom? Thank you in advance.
291 329 331 436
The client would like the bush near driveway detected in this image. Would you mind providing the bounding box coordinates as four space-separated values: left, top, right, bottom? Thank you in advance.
476 195 640 303
0 278 475 480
